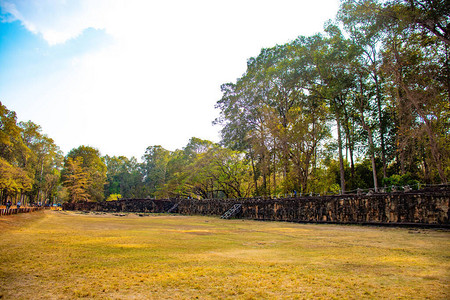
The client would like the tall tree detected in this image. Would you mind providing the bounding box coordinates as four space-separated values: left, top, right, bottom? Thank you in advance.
66 146 107 201
104 155 146 199
338 0 449 184
63 157 90 203
308 27 359 193
338 0 389 178
19 121 63 203
0 102 30 167
142 145 170 197
382 29 449 182
0 157 33 203
0 102 34 203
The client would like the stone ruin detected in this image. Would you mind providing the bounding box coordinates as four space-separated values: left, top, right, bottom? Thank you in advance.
63 185 450 227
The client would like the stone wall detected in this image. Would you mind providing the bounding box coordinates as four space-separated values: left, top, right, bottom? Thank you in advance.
63 199 174 213
63 188 449 227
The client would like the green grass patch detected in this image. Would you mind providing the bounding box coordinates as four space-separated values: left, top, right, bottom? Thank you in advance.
0 211 449 299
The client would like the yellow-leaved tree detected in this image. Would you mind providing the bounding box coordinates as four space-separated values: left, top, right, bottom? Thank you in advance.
63 157 90 203
0 157 33 201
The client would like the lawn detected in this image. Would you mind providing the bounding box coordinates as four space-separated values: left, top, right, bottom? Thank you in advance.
0 210 448 299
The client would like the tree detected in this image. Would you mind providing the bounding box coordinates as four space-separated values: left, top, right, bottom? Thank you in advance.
142 145 170 197
66 146 107 201
105 193 122 201
19 121 63 204
338 0 389 179
63 157 90 203
0 102 34 204
383 0 449 45
382 28 449 182
339 0 449 44
157 138 216 199
337 0 448 183
354 72 380 192
208 147 254 198
215 77 270 195
0 157 33 203
159 149 193 198
216 39 334 196
0 102 33 169
104 155 146 199
305 27 359 194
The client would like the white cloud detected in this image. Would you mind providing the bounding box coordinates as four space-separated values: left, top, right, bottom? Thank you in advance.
1 0 340 158
0 0 113 44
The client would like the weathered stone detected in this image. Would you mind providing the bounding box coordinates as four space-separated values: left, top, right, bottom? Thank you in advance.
62 187 450 227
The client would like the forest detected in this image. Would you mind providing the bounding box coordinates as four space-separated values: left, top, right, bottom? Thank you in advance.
0 0 448 205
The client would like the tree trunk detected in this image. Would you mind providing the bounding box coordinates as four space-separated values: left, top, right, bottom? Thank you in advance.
390 39 447 183
359 105 379 192
249 147 259 196
343 107 355 188
374 74 387 179
422 146 431 183
336 112 346 194
272 148 276 194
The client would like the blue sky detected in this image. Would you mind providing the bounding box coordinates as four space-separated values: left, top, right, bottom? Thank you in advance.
1 21 111 93
0 0 340 159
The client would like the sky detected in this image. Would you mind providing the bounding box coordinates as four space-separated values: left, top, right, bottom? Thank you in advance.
0 0 341 159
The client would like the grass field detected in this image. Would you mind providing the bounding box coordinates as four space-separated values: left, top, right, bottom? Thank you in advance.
0 210 448 299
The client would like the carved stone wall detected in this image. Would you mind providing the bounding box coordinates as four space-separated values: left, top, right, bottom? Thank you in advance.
63 188 449 226
63 199 174 213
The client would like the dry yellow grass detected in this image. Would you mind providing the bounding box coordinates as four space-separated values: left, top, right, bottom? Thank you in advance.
0 210 448 299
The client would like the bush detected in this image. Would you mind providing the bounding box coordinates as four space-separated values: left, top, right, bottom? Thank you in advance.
105 194 122 201
382 173 419 191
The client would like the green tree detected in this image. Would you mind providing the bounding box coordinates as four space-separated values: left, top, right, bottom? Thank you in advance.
337 0 449 185
158 138 215 199
104 155 146 199
207 146 254 198
142 145 170 198
382 29 449 182
338 0 389 179
216 40 332 195
19 121 63 204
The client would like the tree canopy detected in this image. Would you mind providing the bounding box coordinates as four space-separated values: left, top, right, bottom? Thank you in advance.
1 0 448 204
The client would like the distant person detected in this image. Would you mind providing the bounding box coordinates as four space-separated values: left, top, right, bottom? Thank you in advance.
6 200 11 210
17 201 21 209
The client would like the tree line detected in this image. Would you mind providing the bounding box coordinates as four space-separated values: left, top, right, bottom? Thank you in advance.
1 0 448 204
215 0 449 195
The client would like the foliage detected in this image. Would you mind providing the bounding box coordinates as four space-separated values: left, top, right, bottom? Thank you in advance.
19 121 63 203
142 145 170 198
382 173 419 189
0 102 29 165
105 193 122 201
153 138 253 199
66 146 107 202
103 155 146 199
0 102 54 204
62 156 90 203
0 157 33 197
1 0 449 200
